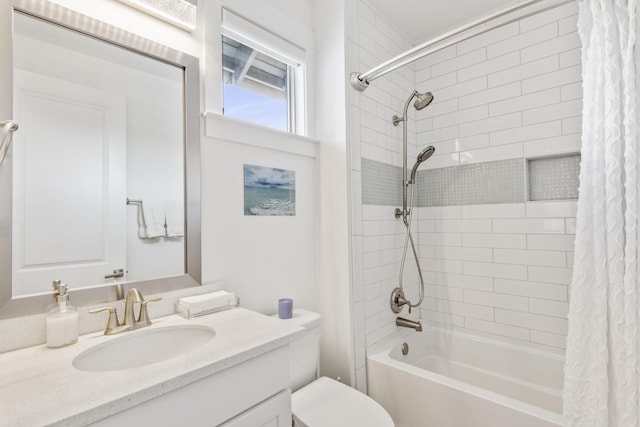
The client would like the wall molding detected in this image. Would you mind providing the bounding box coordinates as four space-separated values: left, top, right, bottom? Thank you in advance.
203 112 319 158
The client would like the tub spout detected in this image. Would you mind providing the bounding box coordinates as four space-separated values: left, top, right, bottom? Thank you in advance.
396 317 422 332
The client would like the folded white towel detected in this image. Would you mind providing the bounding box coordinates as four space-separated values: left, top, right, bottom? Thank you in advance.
134 201 147 238
176 290 237 317
141 199 165 238
165 200 184 238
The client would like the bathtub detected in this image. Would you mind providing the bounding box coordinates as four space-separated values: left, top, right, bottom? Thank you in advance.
367 328 564 427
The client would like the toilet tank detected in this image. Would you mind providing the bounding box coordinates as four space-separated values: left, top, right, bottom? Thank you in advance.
272 309 321 392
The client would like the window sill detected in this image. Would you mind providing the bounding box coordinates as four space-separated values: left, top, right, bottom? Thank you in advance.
203 112 318 158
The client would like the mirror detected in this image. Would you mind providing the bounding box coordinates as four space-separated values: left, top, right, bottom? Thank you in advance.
0 0 201 316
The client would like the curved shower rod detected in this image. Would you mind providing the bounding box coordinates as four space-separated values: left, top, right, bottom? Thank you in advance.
0 120 18 168
350 0 576 92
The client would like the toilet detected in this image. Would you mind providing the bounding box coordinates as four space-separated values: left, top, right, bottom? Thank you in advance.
273 309 394 427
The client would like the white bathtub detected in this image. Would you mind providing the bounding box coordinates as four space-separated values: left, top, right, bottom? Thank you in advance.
367 328 564 427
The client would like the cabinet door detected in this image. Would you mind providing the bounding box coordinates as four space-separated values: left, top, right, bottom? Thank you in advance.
89 347 290 427
220 389 291 427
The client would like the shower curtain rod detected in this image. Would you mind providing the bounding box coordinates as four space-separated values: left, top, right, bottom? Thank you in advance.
350 0 576 92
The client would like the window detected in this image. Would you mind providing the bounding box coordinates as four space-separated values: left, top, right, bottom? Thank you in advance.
221 10 305 134
222 35 291 132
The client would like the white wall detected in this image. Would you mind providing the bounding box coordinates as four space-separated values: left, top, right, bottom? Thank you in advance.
313 0 354 385
125 72 185 281
201 119 318 314
198 0 320 318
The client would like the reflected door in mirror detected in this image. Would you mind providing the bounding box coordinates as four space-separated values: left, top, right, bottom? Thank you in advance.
12 70 127 295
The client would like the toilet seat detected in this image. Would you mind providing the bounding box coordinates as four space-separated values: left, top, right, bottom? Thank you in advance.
292 377 394 427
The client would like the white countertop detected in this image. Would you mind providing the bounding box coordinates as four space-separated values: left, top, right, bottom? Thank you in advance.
0 308 303 426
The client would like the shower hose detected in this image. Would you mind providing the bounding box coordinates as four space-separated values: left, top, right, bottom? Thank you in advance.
398 182 425 312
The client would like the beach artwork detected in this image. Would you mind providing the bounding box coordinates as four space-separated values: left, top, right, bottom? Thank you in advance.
244 164 296 216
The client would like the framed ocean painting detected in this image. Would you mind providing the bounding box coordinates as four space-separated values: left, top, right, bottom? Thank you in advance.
243 164 296 216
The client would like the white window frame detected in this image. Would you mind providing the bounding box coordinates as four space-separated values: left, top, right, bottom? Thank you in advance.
221 9 307 135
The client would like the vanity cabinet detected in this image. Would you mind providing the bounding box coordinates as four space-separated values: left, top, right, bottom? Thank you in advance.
90 346 291 427
220 389 291 427
0 308 302 426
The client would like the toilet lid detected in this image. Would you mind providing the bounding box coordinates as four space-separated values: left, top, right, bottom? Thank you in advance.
292 377 394 427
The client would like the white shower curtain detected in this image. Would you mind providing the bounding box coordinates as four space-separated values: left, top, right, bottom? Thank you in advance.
563 0 639 426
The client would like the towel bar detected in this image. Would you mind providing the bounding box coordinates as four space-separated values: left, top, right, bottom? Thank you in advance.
0 120 19 168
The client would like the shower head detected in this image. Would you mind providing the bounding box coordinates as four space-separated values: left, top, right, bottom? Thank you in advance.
417 145 435 162
414 92 434 110
392 91 435 126
410 146 436 183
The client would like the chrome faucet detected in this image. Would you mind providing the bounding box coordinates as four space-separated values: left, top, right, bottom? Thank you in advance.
396 316 423 332
90 288 161 335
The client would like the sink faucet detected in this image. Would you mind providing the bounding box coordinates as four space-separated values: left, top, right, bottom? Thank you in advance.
90 288 161 335
123 288 143 328
396 316 423 332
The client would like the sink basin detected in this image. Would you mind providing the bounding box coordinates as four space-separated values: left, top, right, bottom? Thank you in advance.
73 325 215 372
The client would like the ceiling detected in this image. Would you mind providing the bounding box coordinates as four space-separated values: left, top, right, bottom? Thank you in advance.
364 0 524 44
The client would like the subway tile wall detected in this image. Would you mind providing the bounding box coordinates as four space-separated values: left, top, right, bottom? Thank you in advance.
416 202 575 349
348 0 580 391
412 1 580 350
347 0 419 393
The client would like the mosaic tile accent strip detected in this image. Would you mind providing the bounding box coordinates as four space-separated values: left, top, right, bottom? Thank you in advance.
362 158 526 207
528 154 581 201
416 159 526 207
361 158 403 206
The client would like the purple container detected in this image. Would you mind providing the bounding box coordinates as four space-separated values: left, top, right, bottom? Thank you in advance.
278 298 293 319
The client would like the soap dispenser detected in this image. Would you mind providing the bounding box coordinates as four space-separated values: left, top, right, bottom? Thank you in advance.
46 280 79 348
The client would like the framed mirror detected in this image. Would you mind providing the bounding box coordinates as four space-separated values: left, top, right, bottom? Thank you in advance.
0 0 201 317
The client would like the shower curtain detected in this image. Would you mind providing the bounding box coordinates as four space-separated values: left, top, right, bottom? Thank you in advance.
563 0 639 426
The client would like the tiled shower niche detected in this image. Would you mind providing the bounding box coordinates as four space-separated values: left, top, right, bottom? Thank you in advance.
528 154 580 201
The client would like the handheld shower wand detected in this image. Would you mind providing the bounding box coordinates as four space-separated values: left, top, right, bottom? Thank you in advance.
409 146 435 184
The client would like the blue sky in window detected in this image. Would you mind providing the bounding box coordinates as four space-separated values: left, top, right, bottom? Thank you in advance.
223 85 287 131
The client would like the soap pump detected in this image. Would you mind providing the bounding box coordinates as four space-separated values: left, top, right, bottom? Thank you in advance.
46 280 79 348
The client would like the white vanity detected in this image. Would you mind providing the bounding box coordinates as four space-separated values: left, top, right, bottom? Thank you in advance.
0 308 303 426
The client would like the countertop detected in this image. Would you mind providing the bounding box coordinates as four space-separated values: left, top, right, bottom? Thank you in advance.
0 307 304 426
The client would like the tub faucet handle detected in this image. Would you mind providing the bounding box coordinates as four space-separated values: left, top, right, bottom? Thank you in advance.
391 287 412 314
